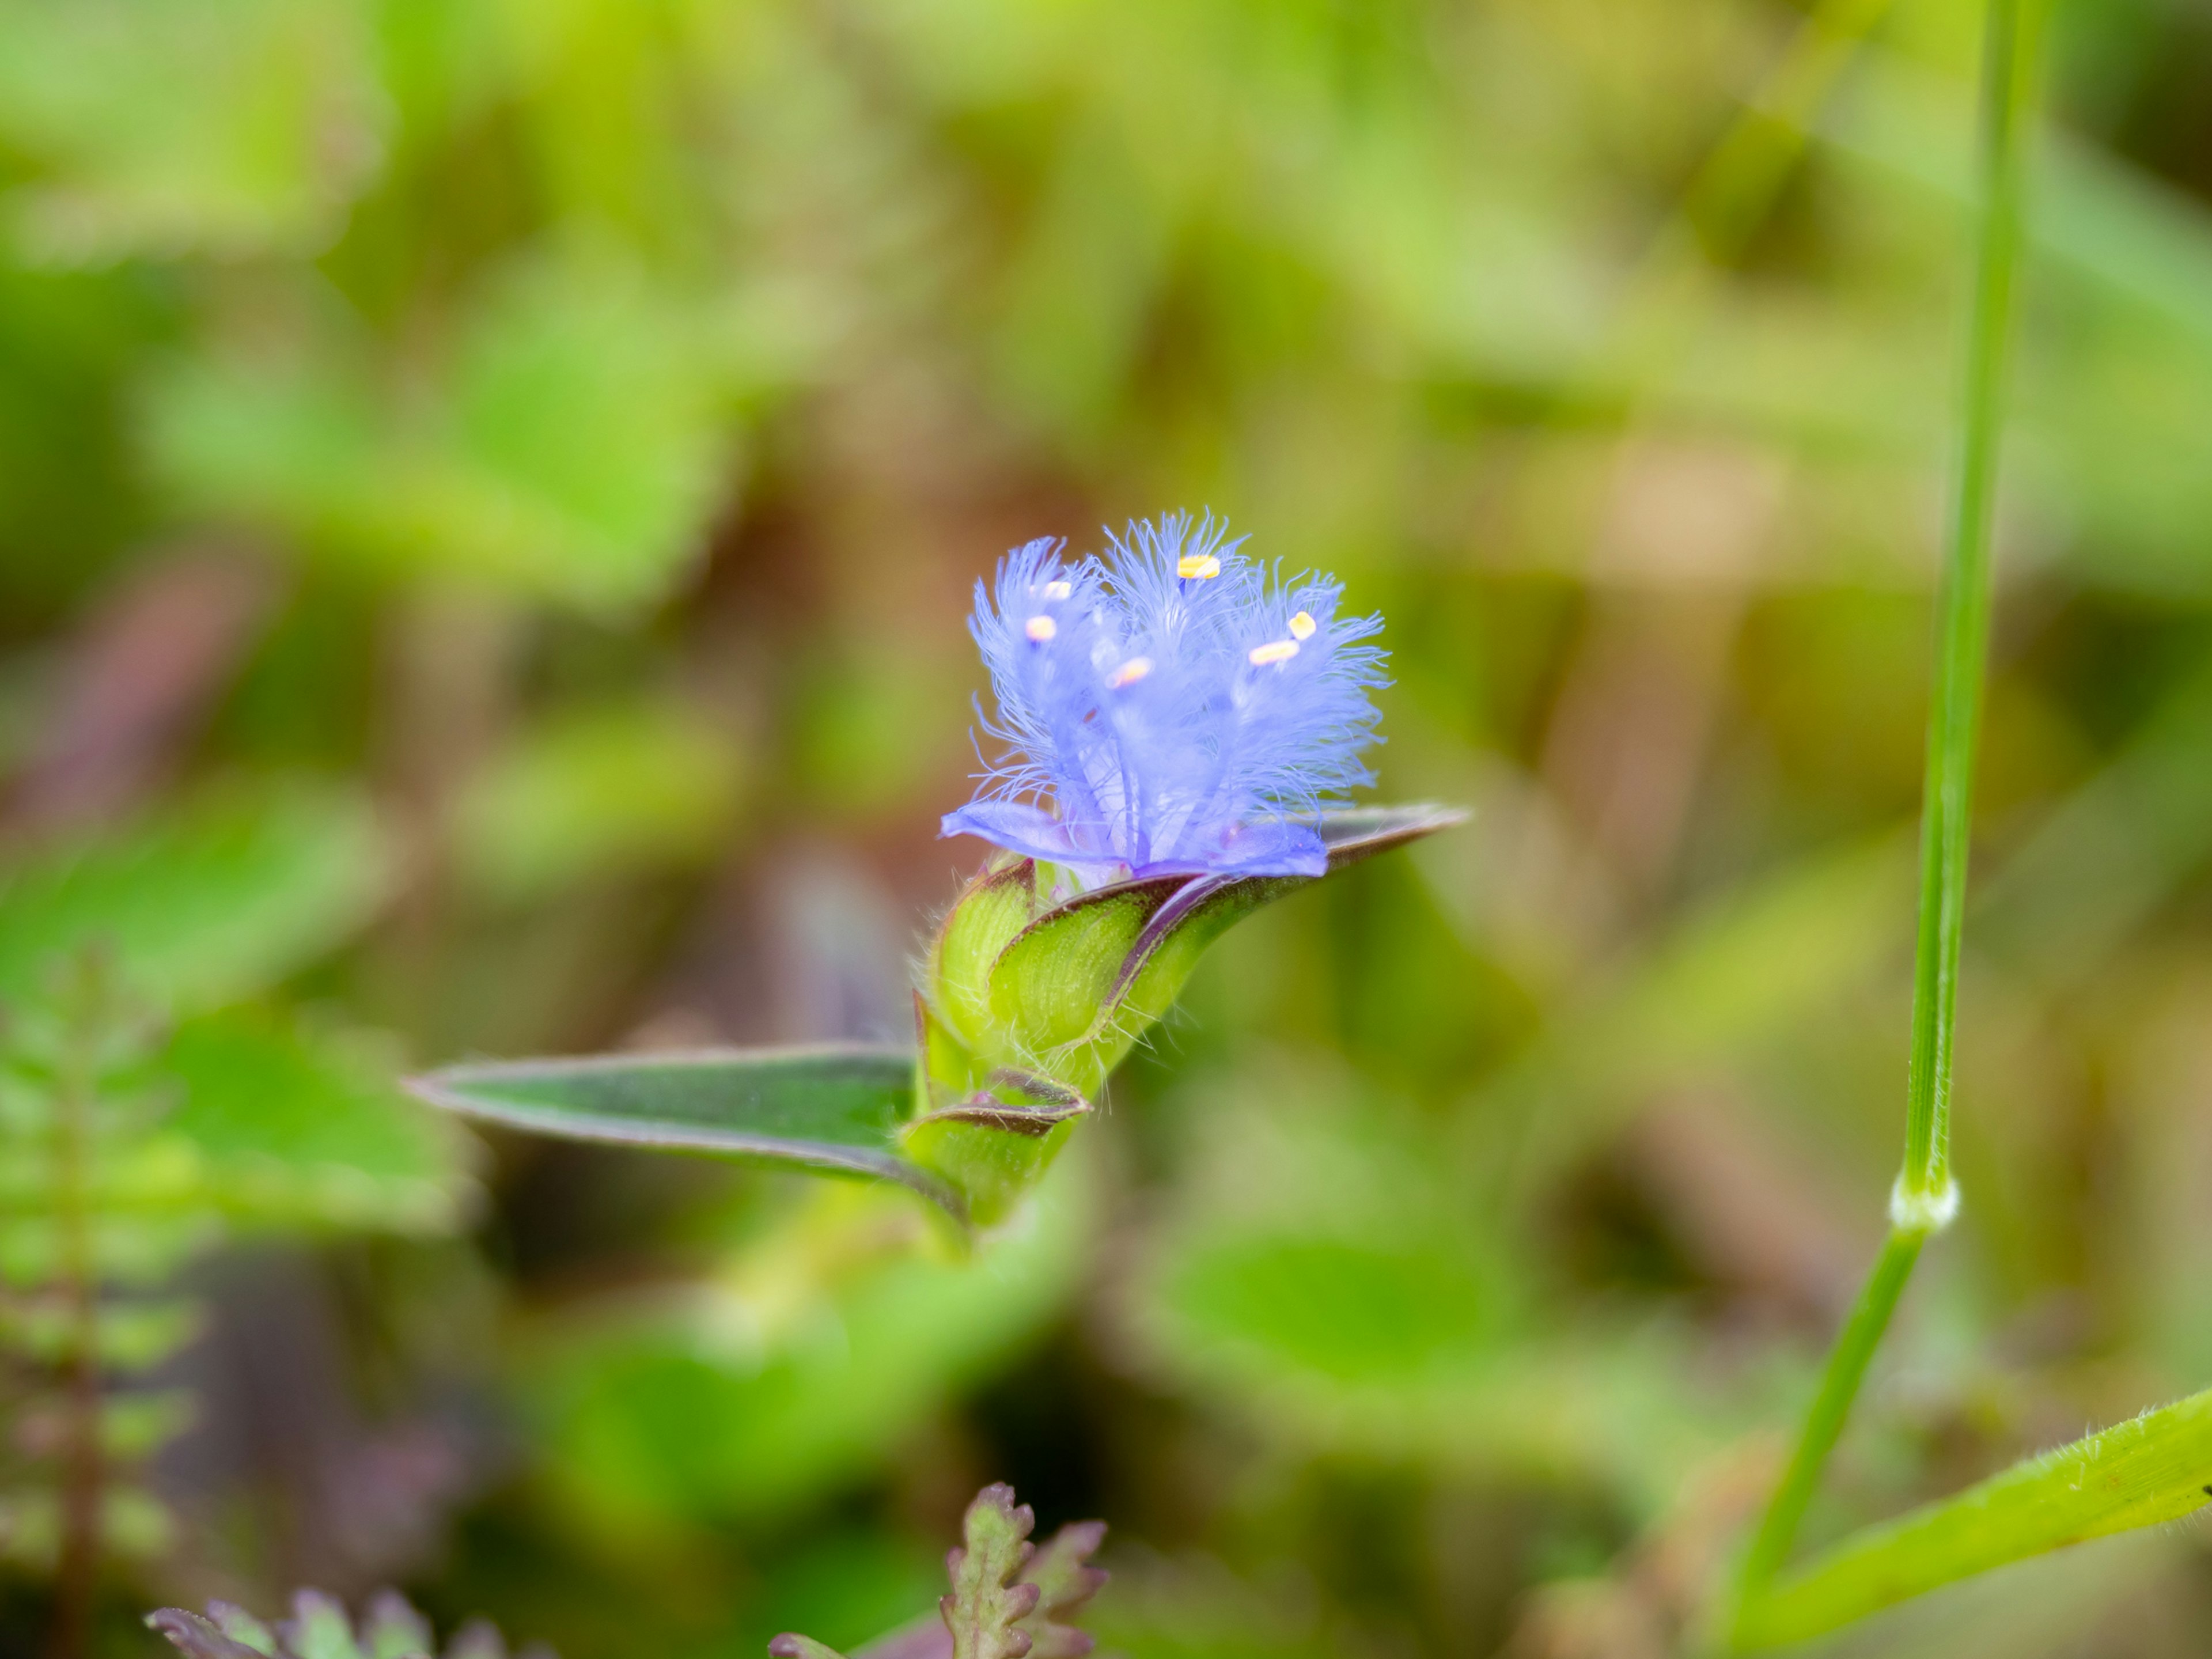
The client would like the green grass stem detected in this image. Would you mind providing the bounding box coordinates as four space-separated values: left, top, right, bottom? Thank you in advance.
1728 0 2044 1637
1899 0 2040 1209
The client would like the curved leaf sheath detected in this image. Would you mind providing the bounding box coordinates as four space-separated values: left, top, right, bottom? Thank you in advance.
977 805 1468 1094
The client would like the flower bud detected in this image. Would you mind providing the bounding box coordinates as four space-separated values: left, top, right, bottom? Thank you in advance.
903 807 1465 1223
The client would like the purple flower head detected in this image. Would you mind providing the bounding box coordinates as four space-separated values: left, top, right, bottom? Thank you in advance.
941 513 1388 881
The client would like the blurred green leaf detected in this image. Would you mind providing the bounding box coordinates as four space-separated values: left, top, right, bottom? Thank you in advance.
166 1006 471 1234
0 0 387 264
1158 1233 1495 1384
528 1151 1096 1539
1085 1557 1336 1659
146 248 734 612
1124 1076 1760 1517
1736 1385 2212 1649
449 697 745 903
1484 832 1915 1211
410 1045 958 1214
0 783 393 1010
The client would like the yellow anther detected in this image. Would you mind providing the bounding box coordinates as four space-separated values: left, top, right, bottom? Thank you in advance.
1025 615 1058 642
1042 580 1073 600
1176 553 1221 580
1248 639 1300 666
1107 656 1153 688
1287 611 1317 641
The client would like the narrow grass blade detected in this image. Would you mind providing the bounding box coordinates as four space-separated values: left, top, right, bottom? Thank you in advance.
1736 1386 2212 1648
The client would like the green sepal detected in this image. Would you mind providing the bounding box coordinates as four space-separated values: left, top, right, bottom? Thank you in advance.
916 990 988 1109
930 859 1044 1059
984 876 1188 1096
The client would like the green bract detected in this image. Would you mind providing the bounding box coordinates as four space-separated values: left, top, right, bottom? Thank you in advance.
410 805 1462 1226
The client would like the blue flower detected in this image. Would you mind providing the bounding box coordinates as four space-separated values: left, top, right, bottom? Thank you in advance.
942 513 1388 881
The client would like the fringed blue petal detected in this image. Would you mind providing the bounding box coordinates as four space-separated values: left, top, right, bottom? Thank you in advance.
944 513 1387 883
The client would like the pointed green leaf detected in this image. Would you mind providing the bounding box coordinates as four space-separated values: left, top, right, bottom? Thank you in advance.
406 1046 959 1216
916 990 986 1109
1734 1384 2212 1649
942 1483 1041 1659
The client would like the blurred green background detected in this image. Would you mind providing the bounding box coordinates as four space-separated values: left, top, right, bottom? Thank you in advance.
5 0 2212 1653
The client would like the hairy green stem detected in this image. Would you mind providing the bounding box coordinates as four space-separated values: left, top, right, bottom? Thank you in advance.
1729 0 2042 1635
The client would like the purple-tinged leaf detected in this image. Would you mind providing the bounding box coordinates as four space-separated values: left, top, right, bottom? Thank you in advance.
942 1483 1043 1659
1016 1521 1109 1659
146 1612 270 1659
149 1590 547 1659
768 1637 850 1659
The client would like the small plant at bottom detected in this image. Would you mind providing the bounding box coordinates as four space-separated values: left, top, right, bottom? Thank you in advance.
145 1484 1097 1659
771 1483 1105 1659
147 1588 553 1659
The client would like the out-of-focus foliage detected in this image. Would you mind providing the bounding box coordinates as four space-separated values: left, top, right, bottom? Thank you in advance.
0 948 463 1630
521 1154 1096 1550
0 786 392 1010
7 0 2212 1653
